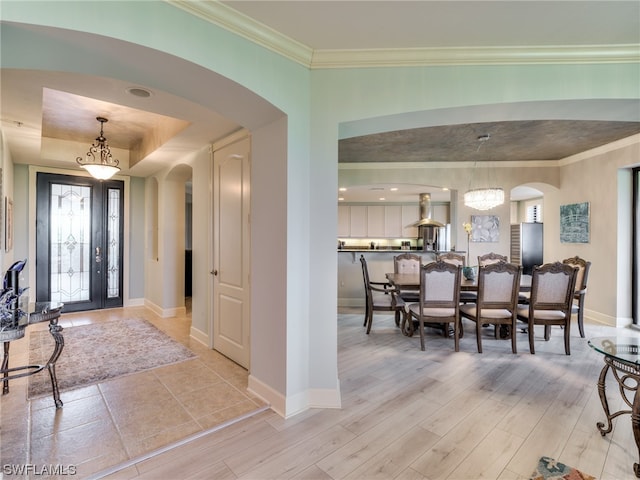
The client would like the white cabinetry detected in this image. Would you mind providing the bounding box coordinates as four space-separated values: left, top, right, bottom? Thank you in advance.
349 205 367 237
384 205 402 237
338 203 449 238
338 205 350 237
401 205 419 238
367 206 385 237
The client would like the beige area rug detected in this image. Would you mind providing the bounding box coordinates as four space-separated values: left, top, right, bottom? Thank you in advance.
28 318 196 398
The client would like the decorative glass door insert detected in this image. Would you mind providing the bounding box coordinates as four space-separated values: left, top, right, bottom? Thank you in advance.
49 183 92 303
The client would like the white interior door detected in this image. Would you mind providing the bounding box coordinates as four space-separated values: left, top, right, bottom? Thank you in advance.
213 137 251 368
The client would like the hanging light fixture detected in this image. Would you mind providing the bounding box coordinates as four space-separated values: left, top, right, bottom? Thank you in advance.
76 117 121 180
464 134 504 210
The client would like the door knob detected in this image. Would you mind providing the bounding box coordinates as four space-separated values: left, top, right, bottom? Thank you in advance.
95 246 102 263
211 270 218 276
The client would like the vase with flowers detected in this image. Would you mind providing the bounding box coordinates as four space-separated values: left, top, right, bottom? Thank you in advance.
461 222 476 280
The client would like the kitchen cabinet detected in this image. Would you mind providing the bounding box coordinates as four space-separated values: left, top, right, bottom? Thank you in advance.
384 205 402 237
367 206 385 237
337 203 449 238
349 205 367 237
338 205 350 237
401 205 419 238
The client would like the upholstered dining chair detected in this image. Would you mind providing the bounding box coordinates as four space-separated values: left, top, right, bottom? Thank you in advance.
562 256 591 338
437 252 465 266
360 255 406 334
407 261 462 351
460 262 522 353
516 262 578 355
437 252 475 303
477 252 508 266
393 253 422 303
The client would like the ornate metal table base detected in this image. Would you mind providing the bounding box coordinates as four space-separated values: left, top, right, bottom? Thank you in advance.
1 306 65 408
594 344 639 478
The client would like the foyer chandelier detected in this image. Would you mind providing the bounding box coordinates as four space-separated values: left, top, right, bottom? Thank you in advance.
76 117 121 180
464 134 504 211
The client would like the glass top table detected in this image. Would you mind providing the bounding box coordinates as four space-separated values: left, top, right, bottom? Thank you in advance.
589 335 640 365
588 335 640 478
1 301 65 408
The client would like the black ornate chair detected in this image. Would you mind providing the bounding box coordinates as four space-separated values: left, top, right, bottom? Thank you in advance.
360 255 405 334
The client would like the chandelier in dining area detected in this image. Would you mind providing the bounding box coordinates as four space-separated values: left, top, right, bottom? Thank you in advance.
76 116 121 180
464 134 504 211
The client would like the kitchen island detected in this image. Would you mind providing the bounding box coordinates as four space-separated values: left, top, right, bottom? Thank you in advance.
337 249 466 307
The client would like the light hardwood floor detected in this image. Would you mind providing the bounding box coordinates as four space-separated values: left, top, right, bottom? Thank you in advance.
2 307 637 479
99 310 636 480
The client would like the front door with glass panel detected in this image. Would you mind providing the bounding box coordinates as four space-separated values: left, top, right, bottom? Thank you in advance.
36 173 124 312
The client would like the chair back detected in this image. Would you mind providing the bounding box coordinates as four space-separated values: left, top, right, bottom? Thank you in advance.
437 252 465 267
420 261 461 308
477 262 521 310
562 256 591 295
359 255 373 306
477 252 508 266
394 253 422 274
529 262 578 313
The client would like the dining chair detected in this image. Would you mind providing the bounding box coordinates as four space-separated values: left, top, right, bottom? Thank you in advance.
460 262 522 353
516 262 578 355
360 255 406 334
437 252 475 303
562 256 591 338
477 252 508 266
393 253 422 303
407 261 462 351
437 252 465 266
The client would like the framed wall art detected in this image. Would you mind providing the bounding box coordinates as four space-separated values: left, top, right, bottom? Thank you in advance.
470 215 500 242
560 202 589 243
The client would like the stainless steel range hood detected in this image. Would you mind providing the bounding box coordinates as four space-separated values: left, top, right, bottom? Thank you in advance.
412 193 444 228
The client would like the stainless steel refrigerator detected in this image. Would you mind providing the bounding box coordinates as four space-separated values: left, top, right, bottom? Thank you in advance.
510 223 543 275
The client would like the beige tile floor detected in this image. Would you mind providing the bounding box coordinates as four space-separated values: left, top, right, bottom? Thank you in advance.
0 304 268 479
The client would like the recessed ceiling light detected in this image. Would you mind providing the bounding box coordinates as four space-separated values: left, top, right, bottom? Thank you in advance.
338 197 344 201
379 197 385 201
126 87 152 98
390 187 398 191
339 187 347 192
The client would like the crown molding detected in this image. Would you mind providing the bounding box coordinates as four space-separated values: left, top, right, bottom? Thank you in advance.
312 44 640 69
169 0 313 67
169 1 640 69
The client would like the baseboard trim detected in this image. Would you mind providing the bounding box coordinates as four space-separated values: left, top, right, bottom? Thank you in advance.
143 299 186 318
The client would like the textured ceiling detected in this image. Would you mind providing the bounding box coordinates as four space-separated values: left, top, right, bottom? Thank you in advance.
339 120 640 163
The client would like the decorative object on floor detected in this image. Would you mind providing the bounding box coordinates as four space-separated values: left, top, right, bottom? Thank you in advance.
76 116 121 180
28 318 196 398
529 456 596 480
